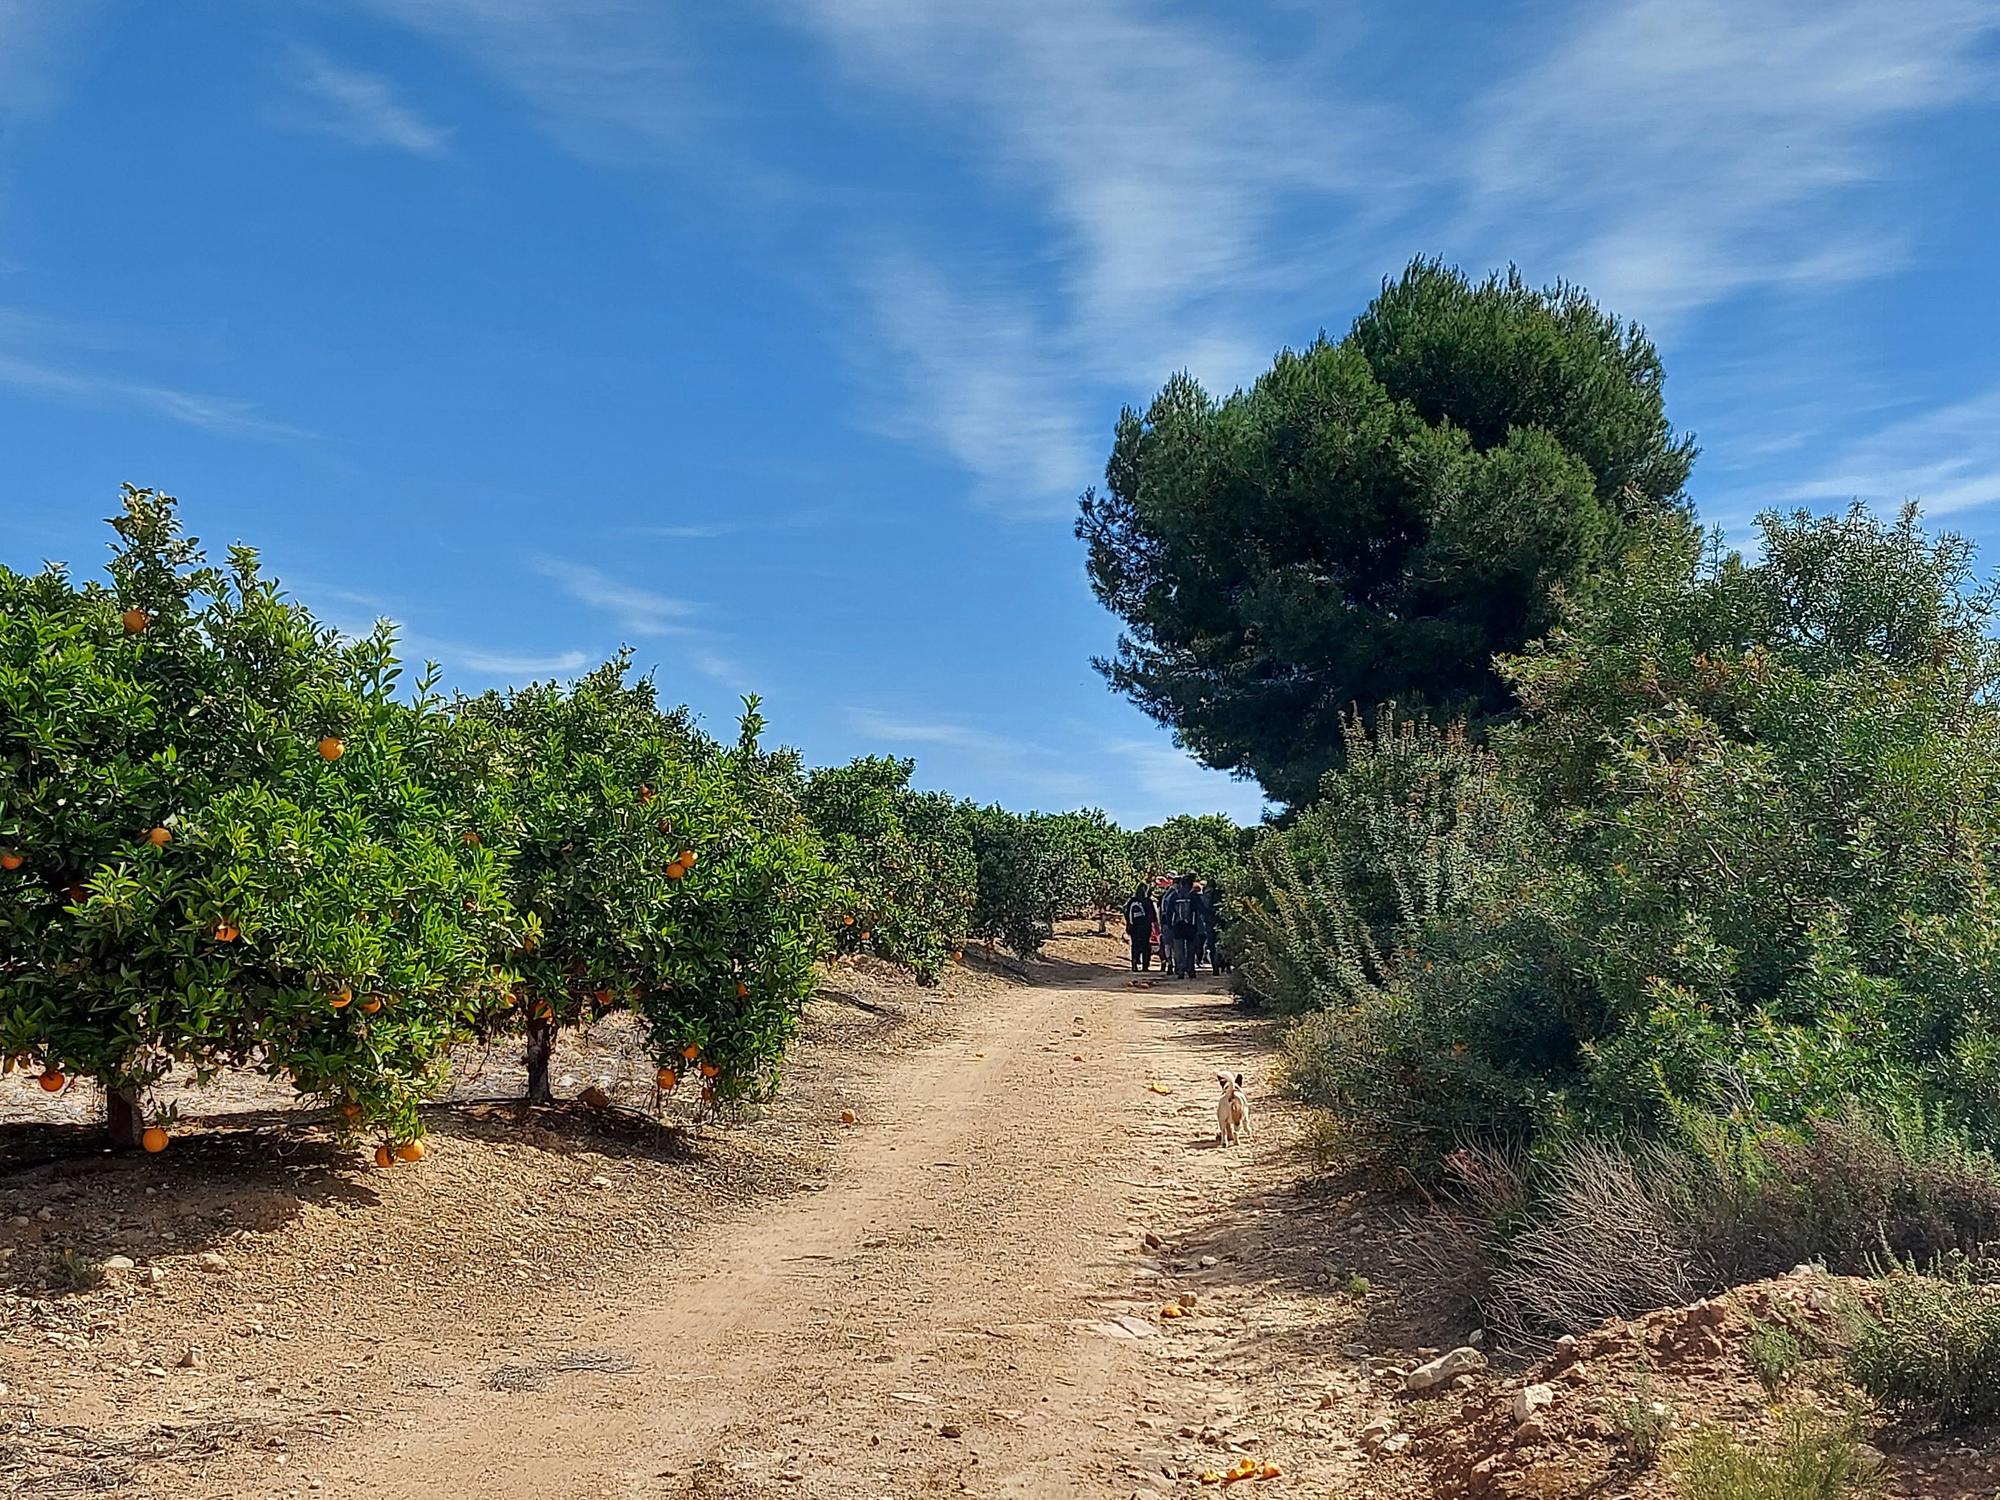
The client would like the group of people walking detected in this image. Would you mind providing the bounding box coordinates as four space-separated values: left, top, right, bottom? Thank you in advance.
1122 872 1224 978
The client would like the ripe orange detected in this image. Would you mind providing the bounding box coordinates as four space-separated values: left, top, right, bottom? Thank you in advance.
655 1067 679 1090
699 1063 720 1079
0 851 21 871
952 950 964 961
317 736 345 761
360 997 382 1014
666 862 686 881
462 830 482 846
638 784 654 804
330 987 353 1009
679 848 697 867
735 981 750 999
141 1126 169 1154
120 607 150 634
682 1043 700 1061
595 987 612 1006
214 922 240 942
394 1140 425 1163
146 826 172 846
374 1144 394 1168
37 1069 64 1093
841 915 855 927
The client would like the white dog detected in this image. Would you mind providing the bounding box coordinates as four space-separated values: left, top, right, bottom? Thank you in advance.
1215 1073 1251 1146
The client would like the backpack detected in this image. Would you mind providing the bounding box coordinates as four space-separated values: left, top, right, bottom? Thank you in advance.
1123 897 1152 933
1164 887 1198 937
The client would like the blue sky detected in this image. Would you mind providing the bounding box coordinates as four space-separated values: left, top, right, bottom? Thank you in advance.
3 2 1998 826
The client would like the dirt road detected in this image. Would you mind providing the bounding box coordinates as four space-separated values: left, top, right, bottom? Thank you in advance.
287 951 1378 1499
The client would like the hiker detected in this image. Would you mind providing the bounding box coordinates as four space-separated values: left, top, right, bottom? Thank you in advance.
1123 880 1159 971
1154 875 1175 969
1163 872 1202 979
1192 878 1216 971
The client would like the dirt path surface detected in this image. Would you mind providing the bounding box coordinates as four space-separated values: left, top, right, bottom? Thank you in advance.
292 951 1380 1500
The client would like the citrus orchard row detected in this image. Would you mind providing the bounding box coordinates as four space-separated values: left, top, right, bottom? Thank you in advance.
1 489 1246 1165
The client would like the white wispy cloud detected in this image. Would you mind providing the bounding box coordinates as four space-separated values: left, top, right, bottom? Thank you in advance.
1100 738 1268 827
848 708 1023 756
1780 386 2000 519
446 644 591 676
357 0 695 157
0 351 310 437
532 557 697 636
1460 0 2000 321
283 47 452 157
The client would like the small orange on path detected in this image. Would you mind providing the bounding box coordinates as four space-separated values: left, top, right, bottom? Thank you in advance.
839 1109 856 1126
141 1126 169 1154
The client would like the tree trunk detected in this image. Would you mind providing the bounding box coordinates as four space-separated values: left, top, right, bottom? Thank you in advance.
106 1086 143 1151
524 1016 556 1104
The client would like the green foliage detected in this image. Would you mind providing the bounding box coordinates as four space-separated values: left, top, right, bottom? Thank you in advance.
1078 258 1694 807
1233 711 1530 1016
1746 1320 1810 1394
457 666 837 1104
1845 1260 2000 1433
1609 1374 1676 1463
803 756 975 984
0 488 517 1146
964 805 1113 957
1668 1416 1878 1500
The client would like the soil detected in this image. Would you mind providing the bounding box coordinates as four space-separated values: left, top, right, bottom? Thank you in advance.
3 926 1995 1498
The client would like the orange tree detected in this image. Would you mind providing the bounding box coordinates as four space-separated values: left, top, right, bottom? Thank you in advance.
965 805 1116 957
0 489 519 1151
456 666 836 1106
802 756 975 984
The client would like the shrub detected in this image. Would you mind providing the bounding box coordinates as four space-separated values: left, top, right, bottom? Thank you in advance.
1845 1261 2000 1433
0 489 517 1150
457 667 836 1107
965 805 1109 957
1668 1416 1878 1500
1609 1374 1676 1464
803 757 975 984
1745 1320 1810 1394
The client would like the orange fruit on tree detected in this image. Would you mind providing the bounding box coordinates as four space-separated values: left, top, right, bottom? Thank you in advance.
373 1144 394 1168
638 784 654 804
360 996 382 1014
678 848 697 867
595 987 612 1006
841 915 855 926
213 922 239 942
735 981 750 999
37 1069 65 1093
120 607 150 634
317 736 345 761
330 987 353 1009
394 1140 425 1163
699 1062 720 1079
146 826 172 846
655 1067 679 1090
141 1126 169 1154
0 851 21 871
666 862 686 881
462 830 481 846
682 1043 700 1061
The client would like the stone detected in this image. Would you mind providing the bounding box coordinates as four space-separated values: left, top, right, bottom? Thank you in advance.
197 1251 230 1273
1404 1346 1487 1392
1560 1363 1591 1387
1198 1255 1218 1269
177 1345 204 1369
940 1424 963 1440
1339 1342 1370 1358
1513 1384 1555 1424
143 1266 168 1287
1467 1328 1486 1346
1514 1417 1546 1443
588 1175 614 1189
101 1255 136 1274
1379 1433 1411 1456
1450 1374 1478 1391
1142 1232 1163 1250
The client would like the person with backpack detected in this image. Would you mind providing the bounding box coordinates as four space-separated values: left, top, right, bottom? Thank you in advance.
1163 872 1202 979
1122 880 1159 971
